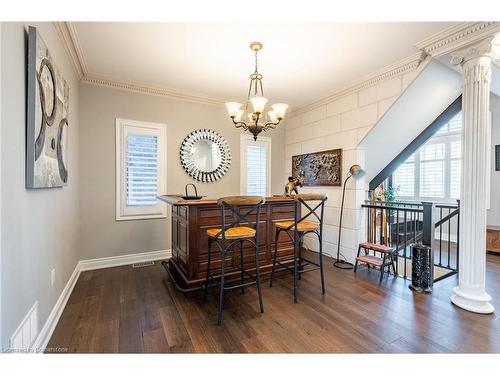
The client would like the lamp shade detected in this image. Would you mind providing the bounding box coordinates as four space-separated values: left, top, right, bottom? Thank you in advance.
225 102 242 117
249 96 268 114
271 103 288 119
267 110 278 123
349 164 365 178
234 109 244 122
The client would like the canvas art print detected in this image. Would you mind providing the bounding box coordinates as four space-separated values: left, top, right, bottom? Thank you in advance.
26 26 69 188
292 148 342 186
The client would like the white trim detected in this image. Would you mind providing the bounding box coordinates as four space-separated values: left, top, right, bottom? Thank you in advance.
53 22 87 79
82 74 226 107
31 249 172 351
9 301 38 351
31 264 80 352
79 249 171 271
115 118 167 221
240 134 272 196
415 22 500 58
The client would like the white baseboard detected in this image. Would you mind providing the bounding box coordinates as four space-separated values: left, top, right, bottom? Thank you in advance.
32 264 80 352
31 249 171 351
79 249 171 271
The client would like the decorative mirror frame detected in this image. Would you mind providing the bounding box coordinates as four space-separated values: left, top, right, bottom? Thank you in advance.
180 129 232 182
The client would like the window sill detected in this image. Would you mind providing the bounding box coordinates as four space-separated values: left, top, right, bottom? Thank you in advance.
116 214 167 222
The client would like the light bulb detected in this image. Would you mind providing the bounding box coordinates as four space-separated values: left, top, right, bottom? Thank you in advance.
249 96 268 114
225 102 242 117
271 103 288 119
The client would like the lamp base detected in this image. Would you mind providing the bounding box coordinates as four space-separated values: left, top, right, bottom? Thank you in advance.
333 259 354 269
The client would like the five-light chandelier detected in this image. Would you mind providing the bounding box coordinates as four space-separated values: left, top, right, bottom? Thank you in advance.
225 42 288 141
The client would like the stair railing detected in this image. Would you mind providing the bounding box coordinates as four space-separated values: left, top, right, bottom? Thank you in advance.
361 200 459 281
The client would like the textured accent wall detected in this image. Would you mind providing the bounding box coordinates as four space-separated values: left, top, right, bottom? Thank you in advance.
283 65 425 262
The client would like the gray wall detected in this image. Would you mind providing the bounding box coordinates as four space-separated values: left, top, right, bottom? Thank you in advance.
78 84 285 260
1 22 80 348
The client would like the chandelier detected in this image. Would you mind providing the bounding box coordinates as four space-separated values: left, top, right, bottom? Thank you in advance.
225 42 288 141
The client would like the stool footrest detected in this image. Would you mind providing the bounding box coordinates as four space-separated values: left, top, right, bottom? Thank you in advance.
356 255 384 267
223 280 257 291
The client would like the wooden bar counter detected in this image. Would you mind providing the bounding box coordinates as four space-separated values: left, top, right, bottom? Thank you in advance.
158 195 297 292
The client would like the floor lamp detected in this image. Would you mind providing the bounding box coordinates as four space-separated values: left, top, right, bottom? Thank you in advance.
334 164 365 269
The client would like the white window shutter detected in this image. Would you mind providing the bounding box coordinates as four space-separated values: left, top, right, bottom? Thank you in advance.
126 134 158 206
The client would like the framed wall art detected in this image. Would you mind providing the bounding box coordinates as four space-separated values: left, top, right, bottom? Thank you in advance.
26 26 69 188
292 148 342 186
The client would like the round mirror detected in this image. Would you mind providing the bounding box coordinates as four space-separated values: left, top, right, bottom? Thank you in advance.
191 139 222 172
180 129 231 182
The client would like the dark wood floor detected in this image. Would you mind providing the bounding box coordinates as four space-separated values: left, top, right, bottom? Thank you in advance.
47 253 500 353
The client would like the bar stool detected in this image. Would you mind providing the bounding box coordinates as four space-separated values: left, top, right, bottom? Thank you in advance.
270 193 328 303
203 196 265 325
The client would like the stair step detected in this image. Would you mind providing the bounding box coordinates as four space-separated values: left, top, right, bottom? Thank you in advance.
356 255 384 267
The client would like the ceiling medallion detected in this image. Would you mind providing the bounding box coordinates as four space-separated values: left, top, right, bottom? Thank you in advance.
225 42 288 141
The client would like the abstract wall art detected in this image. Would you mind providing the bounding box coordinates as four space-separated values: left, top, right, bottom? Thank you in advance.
26 26 69 188
292 148 342 186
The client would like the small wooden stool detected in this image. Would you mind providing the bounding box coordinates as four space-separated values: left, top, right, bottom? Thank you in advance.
354 242 397 281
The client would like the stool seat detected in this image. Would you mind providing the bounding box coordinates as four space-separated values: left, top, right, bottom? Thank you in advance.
359 242 394 254
275 220 319 232
207 226 256 239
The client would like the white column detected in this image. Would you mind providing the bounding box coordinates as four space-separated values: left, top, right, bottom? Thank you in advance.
449 37 498 314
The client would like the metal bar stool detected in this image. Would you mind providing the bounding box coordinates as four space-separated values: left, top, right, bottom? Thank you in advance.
203 196 265 325
270 193 328 303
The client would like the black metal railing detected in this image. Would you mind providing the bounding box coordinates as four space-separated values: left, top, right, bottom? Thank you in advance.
361 200 459 281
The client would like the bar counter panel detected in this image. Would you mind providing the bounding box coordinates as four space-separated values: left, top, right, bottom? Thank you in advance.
158 195 297 288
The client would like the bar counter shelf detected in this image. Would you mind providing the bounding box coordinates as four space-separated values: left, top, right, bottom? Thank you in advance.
157 195 297 293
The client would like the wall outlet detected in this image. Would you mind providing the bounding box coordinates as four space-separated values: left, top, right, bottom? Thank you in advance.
51 269 56 286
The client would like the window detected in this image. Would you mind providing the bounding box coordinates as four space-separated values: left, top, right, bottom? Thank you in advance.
240 134 271 196
392 112 462 203
116 118 167 220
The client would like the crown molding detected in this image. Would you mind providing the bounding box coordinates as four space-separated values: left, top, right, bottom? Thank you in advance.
53 21 227 107
53 22 88 79
289 22 500 117
415 21 500 58
81 74 227 106
54 21 500 113
289 51 427 116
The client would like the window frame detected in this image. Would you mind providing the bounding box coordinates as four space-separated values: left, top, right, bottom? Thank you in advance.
115 118 167 221
240 134 271 197
392 126 461 204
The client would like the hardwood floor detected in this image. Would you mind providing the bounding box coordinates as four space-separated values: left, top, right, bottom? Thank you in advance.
47 253 500 353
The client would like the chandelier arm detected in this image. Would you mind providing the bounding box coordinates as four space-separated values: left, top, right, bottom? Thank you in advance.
263 122 278 129
259 78 264 97
231 118 249 130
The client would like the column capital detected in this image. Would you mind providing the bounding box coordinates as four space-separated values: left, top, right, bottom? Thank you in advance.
450 34 500 65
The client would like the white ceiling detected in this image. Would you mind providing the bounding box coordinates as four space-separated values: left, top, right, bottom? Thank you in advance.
74 22 457 107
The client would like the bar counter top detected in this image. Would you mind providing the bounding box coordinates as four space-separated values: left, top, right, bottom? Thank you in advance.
157 194 294 206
